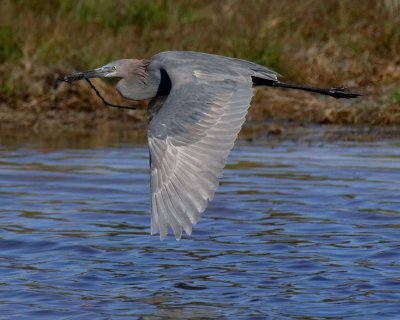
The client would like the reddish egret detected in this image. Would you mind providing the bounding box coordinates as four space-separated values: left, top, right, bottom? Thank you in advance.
63 51 360 240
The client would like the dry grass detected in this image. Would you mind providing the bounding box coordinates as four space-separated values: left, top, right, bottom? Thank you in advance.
1 0 399 139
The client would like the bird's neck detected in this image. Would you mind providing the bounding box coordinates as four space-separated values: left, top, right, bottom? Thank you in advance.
116 62 160 101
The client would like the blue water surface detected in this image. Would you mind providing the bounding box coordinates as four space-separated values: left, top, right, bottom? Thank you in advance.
1 139 400 319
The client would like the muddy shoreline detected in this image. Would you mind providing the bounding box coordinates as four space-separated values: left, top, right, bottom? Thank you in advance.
1 65 399 148
2 116 400 151
1 1 399 147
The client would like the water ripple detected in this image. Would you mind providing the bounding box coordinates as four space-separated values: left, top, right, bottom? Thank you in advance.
0 141 400 319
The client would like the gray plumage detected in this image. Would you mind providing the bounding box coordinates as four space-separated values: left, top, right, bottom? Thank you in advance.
63 51 360 240
146 52 277 239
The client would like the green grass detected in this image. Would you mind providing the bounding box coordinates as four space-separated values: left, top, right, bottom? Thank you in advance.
0 77 15 96
390 87 400 104
0 25 21 63
1 0 399 95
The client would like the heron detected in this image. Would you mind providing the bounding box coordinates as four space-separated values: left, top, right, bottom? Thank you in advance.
63 51 360 240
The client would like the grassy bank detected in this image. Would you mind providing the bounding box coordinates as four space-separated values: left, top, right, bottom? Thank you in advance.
1 0 399 139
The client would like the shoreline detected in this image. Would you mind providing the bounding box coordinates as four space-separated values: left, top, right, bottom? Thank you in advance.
2 119 400 151
1 1 399 144
1 58 399 147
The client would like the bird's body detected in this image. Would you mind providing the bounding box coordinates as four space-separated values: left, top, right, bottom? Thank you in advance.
114 51 279 100
63 51 360 240
144 52 278 239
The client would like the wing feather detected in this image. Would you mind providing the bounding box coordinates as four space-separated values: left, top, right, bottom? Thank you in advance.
148 66 253 239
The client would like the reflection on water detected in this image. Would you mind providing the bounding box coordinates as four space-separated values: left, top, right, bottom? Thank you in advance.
1 137 400 319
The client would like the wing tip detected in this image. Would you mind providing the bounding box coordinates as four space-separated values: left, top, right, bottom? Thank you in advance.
151 222 194 241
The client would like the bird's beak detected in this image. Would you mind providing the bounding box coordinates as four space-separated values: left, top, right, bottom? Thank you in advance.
62 66 113 83
81 66 113 78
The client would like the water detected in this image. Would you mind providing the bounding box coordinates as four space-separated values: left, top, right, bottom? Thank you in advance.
1 138 400 319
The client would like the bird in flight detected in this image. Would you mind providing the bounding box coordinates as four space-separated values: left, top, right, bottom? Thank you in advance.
62 51 360 240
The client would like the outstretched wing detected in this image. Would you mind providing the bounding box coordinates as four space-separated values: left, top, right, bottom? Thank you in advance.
148 66 254 239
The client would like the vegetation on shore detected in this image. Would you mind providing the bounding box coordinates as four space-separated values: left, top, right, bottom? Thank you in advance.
1 0 399 139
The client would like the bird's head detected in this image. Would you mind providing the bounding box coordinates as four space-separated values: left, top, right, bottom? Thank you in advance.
62 58 153 100
63 59 146 83
80 60 135 79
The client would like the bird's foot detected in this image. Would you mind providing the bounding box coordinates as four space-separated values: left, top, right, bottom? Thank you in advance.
328 87 362 99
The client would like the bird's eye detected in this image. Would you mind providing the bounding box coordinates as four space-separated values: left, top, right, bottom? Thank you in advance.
112 66 117 70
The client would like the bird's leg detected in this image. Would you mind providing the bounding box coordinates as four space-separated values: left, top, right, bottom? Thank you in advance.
253 77 362 99
270 81 362 99
271 81 361 99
